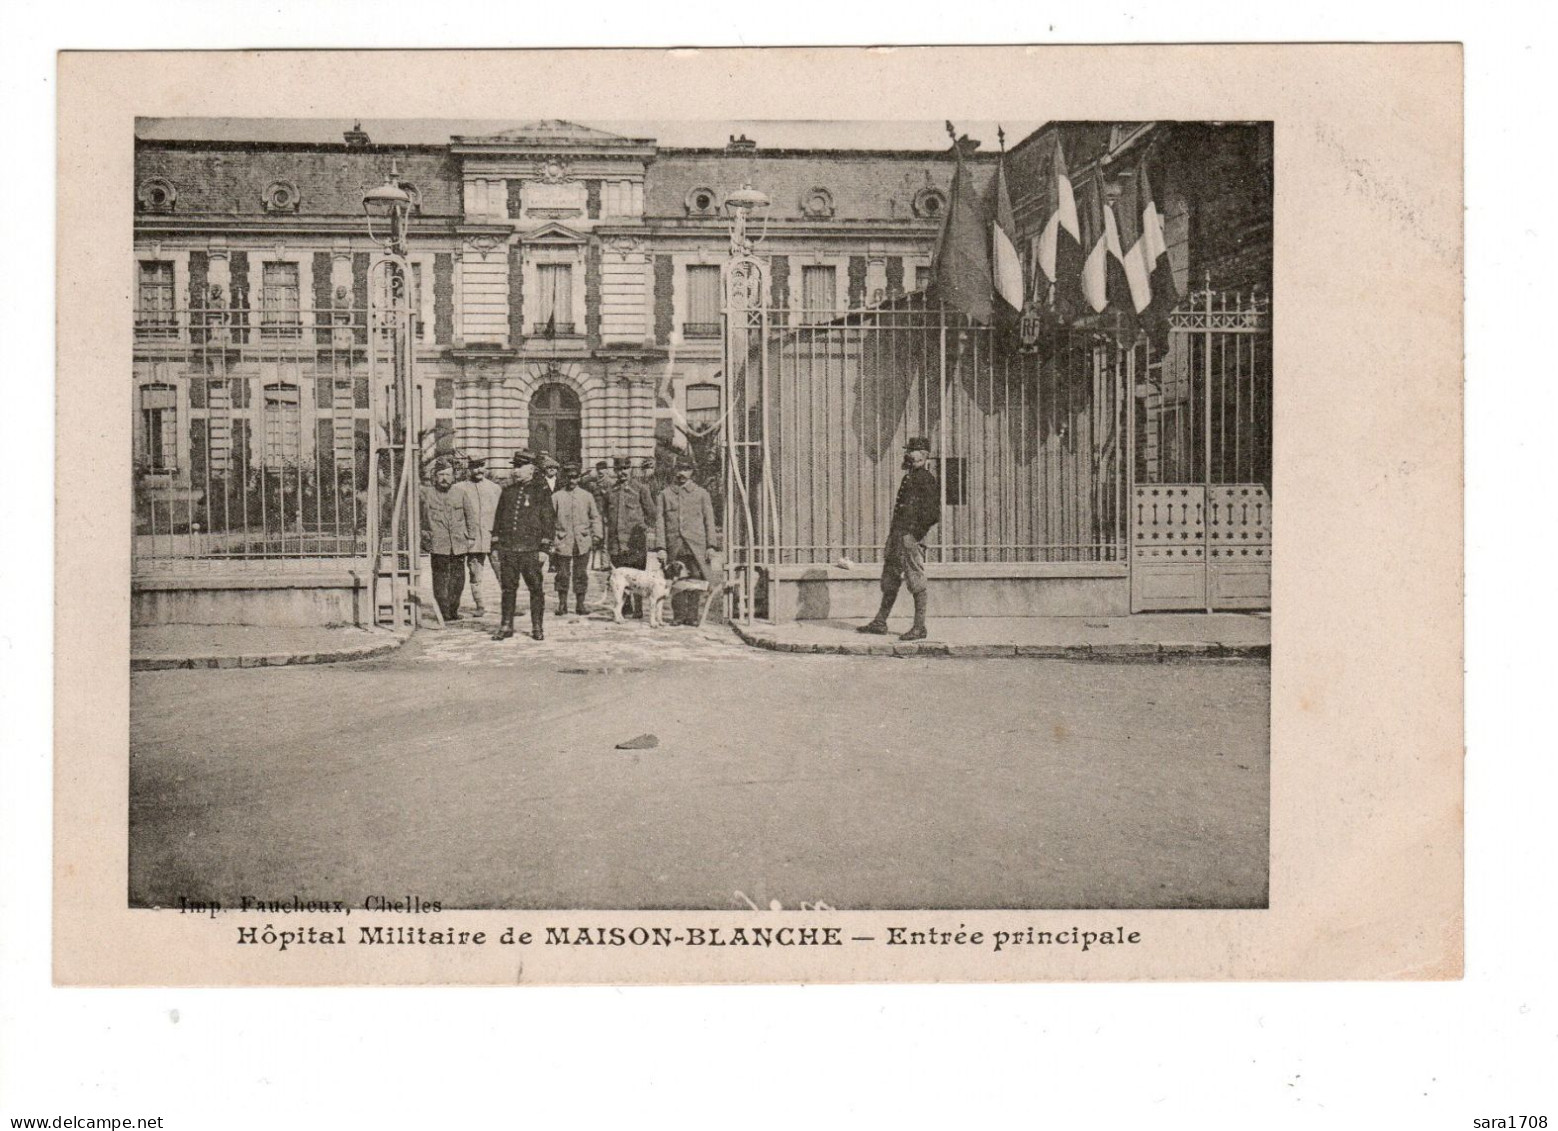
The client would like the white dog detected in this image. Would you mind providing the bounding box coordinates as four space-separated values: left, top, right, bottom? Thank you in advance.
606 555 683 627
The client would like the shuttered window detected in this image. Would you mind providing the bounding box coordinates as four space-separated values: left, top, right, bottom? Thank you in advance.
263 384 302 465
140 384 178 471
137 261 176 337
684 265 721 337
261 262 301 338
801 265 836 323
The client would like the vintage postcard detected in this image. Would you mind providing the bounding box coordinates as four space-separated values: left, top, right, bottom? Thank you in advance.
54 45 1462 985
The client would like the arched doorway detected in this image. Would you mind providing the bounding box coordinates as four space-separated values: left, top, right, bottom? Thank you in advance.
528 381 582 468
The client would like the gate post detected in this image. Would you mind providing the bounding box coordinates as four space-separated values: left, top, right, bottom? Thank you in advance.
1202 275 1214 613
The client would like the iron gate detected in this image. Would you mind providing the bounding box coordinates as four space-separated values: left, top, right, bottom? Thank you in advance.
1130 287 1272 611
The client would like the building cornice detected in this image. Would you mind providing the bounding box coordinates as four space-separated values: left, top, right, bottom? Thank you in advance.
133 216 463 238
451 141 657 162
135 138 452 155
655 146 994 162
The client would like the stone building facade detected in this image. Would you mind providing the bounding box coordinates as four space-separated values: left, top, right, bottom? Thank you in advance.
133 120 995 481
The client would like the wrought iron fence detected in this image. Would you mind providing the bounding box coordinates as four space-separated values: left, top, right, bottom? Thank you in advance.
1139 289 1272 491
132 303 402 572
721 275 1272 616
725 296 1131 569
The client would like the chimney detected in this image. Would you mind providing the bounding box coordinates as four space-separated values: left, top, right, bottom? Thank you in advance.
726 133 757 153
344 121 370 148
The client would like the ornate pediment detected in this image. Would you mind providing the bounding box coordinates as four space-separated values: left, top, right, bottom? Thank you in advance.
522 221 587 245
484 120 630 145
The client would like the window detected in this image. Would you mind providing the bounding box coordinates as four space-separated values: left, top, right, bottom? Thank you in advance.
536 263 574 335
140 384 177 471
467 177 503 218
685 382 721 429
137 261 176 338
801 265 837 323
684 265 721 337
607 180 638 218
412 261 425 338
685 186 719 216
915 265 933 294
260 262 301 338
262 384 302 465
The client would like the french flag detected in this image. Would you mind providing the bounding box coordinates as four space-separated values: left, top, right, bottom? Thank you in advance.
1133 158 1180 336
1034 134 1084 318
1079 174 1110 316
989 153 1024 318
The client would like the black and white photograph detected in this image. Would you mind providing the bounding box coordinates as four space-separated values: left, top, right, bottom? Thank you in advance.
13 19 1539 1128
125 113 1273 914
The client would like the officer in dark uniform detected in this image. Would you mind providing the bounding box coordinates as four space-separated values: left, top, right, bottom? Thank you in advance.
857 436 941 641
491 449 557 641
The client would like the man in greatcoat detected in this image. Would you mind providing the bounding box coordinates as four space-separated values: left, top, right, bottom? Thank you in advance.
490 449 556 641
603 457 658 618
452 456 502 617
654 458 720 583
420 461 479 623
551 462 603 616
604 457 657 570
857 436 941 641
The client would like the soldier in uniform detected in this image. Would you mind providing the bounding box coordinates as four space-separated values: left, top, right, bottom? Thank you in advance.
419 461 478 623
551 462 603 616
490 449 557 642
580 460 612 501
655 458 719 582
857 436 941 641
603 456 658 618
452 456 502 617
604 457 657 571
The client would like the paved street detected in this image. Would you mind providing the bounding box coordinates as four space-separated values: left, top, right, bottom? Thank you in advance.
130 612 1269 910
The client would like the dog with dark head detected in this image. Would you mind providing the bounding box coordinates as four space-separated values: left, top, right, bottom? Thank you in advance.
606 555 685 627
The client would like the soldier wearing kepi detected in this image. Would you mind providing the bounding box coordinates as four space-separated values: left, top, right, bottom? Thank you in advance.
603 456 658 618
490 449 556 642
857 436 941 641
551 462 603 616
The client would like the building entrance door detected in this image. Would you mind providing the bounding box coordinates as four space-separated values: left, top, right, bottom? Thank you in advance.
529 382 582 468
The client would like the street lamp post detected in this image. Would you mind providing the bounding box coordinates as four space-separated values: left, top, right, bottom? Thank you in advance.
362 164 421 627
721 184 770 625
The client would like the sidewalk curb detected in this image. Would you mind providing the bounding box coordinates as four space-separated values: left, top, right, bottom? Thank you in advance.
132 630 412 671
729 623 1268 661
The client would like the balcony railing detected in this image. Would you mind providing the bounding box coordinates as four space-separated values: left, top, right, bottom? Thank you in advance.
532 322 576 337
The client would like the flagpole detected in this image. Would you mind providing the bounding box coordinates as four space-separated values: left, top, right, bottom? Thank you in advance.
939 318 949 565
940 120 957 566
1202 271 1213 614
